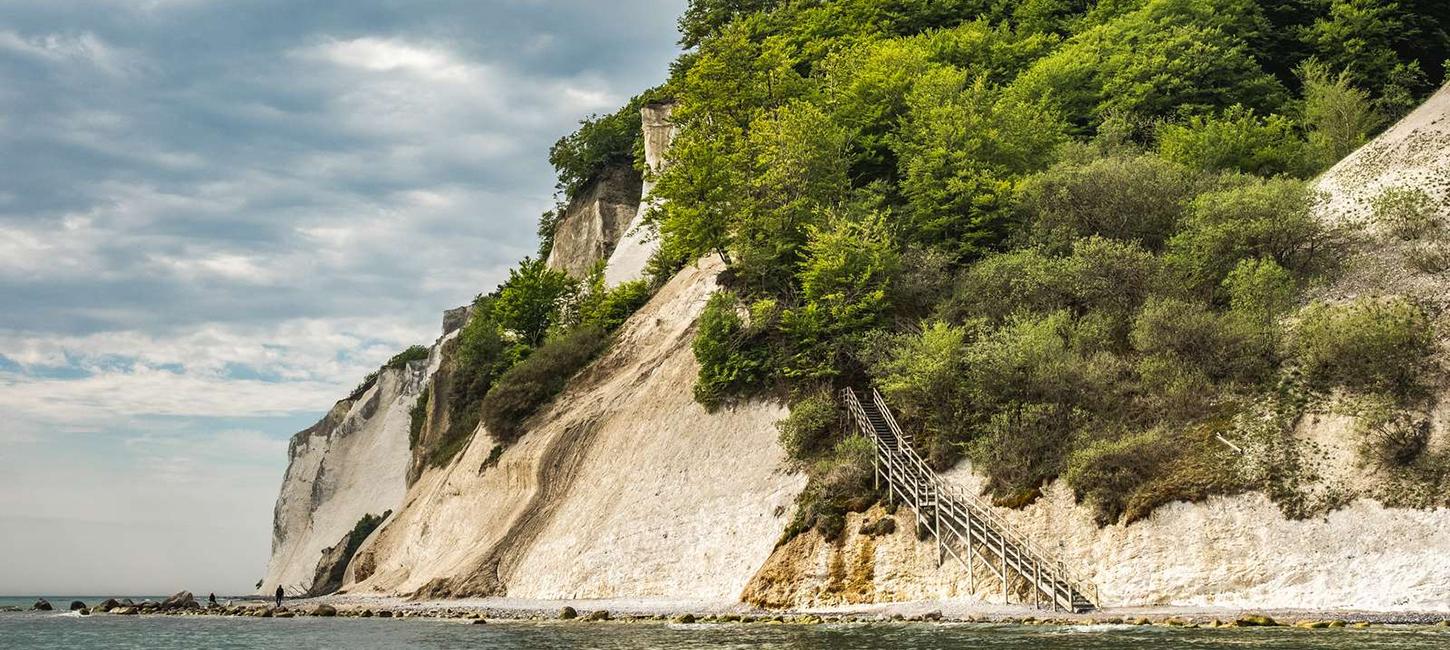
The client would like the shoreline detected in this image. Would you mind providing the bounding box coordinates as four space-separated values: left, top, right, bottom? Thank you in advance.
24 593 1446 627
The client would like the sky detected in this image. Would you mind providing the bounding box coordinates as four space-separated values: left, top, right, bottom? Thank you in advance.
0 0 684 596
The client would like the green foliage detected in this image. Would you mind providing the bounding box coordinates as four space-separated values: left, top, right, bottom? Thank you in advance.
495 257 575 347
783 433 878 542
1165 177 1346 299
480 325 610 442
692 291 773 409
1010 0 1287 130
1223 258 1296 317
1372 186 1441 241
895 68 1064 258
1156 105 1310 177
1298 60 1383 170
1130 297 1277 385
1292 296 1435 398
1347 394 1431 469
384 345 430 370
408 386 429 450
1020 153 1202 250
777 389 838 460
549 99 644 197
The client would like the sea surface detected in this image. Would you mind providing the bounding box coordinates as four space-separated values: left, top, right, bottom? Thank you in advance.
3 609 1450 650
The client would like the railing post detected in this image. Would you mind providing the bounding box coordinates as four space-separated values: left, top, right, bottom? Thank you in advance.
1000 534 1008 605
934 487 943 568
965 507 975 595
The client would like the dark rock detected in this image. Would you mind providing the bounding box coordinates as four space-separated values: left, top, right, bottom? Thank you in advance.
672 613 697 624
276 611 295 618
112 607 138 616
161 591 199 610
1235 615 1278 627
94 599 120 613
78 608 90 616
360 609 374 618
559 606 578 620
377 610 393 618
583 610 610 622
32 599 52 611
313 604 337 617
69 600 87 611
859 517 897 537
471 618 487 625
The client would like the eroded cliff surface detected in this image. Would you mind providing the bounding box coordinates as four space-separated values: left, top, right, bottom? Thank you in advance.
545 164 642 278
605 101 676 286
262 315 459 595
347 259 804 602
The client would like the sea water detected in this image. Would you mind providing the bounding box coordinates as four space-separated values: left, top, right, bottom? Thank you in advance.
3 610 1449 650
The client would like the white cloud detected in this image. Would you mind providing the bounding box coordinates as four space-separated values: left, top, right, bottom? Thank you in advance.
0 30 142 77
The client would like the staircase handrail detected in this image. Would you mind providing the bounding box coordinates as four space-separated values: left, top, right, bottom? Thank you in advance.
845 387 1100 608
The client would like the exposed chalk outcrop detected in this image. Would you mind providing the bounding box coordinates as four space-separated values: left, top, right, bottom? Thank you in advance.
604 101 677 287
347 258 804 602
545 164 643 278
261 314 457 595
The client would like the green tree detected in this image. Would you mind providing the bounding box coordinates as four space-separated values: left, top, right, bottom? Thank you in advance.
1298 60 1383 170
895 68 1064 258
1156 105 1309 177
494 257 575 346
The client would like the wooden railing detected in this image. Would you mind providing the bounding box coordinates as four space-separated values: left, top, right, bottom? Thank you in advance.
843 387 1099 612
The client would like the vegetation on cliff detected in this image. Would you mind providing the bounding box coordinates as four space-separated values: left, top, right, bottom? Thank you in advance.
631 0 1450 532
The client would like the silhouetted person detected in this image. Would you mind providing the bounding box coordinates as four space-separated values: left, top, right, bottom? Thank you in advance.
274 585 284 608
209 593 217 607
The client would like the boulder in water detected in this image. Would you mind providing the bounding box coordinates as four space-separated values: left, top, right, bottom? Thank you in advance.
94 599 120 613
559 606 578 620
161 591 199 610
68 601 87 611
312 603 337 617
32 599 52 611
112 607 138 616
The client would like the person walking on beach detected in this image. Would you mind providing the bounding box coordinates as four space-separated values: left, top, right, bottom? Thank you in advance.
274 585 284 608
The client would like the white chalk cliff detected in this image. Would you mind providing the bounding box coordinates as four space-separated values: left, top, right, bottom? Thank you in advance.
604 101 676 287
267 87 1450 611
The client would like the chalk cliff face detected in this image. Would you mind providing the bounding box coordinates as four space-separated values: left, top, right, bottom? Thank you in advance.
605 101 676 286
261 314 458 595
545 164 642 278
346 258 803 601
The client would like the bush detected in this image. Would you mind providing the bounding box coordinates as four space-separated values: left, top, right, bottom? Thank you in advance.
1373 186 1440 241
408 386 429 450
384 345 430 370
1222 258 1296 318
480 325 610 442
1349 395 1431 468
1019 154 1202 251
777 390 838 461
693 291 773 409
1292 296 1435 398
970 402 1082 504
782 434 878 542
1066 428 1173 525
1156 105 1309 177
1165 177 1345 298
1130 297 1277 385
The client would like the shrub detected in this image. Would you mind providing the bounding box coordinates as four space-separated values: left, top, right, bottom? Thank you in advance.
1131 297 1276 385
1373 186 1440 241
495 257 576 346
970 402 1082 504
693 291 773 409
1066 428 1173 525
480 325 610 442
783 434 878 542
1019 154 1201 251
583 280 652 332
384 345 430 370
1348 395 1431 468
1223 258 1296 318
1292 296 1435 398
777 390 839 461
1156 105 1309 177
408 386 429 450
873 321 975 461
1165 177 1345 298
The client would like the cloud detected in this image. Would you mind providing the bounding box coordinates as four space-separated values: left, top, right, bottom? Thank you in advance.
0 0 685 594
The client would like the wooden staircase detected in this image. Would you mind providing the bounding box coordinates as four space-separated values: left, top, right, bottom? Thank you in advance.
843 387 1099 612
